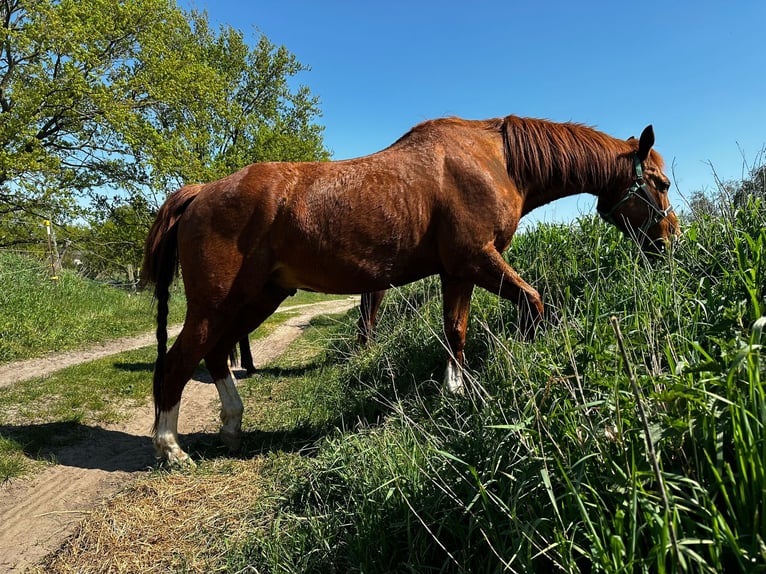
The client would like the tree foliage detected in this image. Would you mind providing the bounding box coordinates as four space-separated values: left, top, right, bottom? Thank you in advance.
686 153 766 221
75 194 153 281
1 0 328 273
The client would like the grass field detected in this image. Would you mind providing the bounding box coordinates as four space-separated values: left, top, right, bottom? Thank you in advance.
0 255 340 366
0 254 185 364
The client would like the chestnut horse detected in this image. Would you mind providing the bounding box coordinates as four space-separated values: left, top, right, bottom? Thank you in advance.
142 115 677 464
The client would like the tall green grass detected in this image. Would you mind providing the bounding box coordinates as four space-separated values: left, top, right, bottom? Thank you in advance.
234 193 766 571
0 252 186 363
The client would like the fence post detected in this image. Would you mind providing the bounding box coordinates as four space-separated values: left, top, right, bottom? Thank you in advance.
44 219 61 279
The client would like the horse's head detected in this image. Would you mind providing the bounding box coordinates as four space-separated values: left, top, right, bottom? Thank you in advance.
597 125 679 255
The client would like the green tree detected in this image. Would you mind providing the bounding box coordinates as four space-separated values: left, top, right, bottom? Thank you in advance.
733 162 766 208
685 152 766 223
76 194 152 281
1 0 328 263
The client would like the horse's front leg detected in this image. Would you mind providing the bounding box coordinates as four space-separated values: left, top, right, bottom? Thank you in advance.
440 276 474 394
469 244 544 338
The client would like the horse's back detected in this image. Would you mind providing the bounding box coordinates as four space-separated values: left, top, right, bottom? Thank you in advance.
172 121 510 295
180 152 444 293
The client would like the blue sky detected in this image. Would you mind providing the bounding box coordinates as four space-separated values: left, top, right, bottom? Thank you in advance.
181 0 765 225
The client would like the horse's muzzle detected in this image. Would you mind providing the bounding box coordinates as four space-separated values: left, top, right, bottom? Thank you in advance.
642 233 677 260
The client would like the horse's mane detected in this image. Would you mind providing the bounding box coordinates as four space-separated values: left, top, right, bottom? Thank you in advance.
499 115 647 192
393 115 662 193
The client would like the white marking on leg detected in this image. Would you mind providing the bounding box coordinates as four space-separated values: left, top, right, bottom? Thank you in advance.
215 371 244 451
443 361 465 395
154 403 191 465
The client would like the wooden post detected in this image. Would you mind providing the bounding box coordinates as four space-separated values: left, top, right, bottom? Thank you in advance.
44 219 61 280
127 263 136 291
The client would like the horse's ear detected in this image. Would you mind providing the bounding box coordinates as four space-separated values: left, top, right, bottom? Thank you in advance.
627 136 636 141
637 125 654 161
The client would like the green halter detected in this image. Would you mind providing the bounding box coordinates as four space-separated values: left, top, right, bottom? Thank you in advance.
598 155 674 235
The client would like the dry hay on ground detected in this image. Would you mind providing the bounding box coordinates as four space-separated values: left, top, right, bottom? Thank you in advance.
34 459 270 574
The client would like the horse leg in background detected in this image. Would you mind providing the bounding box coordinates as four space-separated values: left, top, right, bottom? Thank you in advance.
204 283 293 452
227 337 255 375
357 290 386 345
440 276 474 394
239 336 256 374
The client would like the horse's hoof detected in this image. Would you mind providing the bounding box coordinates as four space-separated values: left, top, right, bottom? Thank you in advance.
220 429 242 452
159 449 196 469
154 437 195 468
443 363 466 395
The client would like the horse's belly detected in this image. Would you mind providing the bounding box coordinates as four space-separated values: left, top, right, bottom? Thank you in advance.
269 256 436 295
269 211 440 293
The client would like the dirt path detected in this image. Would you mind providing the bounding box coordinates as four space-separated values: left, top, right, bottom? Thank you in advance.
0 297 358 573
0 299 356 390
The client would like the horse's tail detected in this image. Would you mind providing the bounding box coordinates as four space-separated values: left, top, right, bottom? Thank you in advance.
140 184 203 431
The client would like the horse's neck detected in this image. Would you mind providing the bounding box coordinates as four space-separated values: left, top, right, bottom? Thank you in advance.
504 122 632 217
519 156 630 216
520 181 602 216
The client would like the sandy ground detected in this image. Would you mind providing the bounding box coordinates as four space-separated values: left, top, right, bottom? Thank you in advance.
0 297 358 573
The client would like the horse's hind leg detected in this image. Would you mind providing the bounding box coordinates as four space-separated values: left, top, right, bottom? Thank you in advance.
204 345 245 452
204 283 294 452
155 329 210 464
